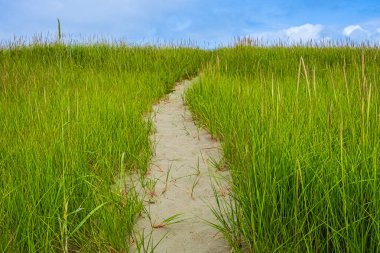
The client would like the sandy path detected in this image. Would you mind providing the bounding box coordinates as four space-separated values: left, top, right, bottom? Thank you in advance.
131 79 230 252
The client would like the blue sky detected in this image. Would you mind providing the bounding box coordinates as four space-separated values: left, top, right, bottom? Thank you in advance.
0 0 380 46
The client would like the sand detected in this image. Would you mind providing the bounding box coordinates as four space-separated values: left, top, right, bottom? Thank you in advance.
130 79 230 252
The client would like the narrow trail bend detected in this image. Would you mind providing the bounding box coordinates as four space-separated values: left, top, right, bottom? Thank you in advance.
132 79 230 252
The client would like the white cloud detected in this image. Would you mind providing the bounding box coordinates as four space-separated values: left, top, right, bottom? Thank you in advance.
343 25 367 36
245 23 324 44
3 0 196 41
246 23 380 45
285 23 324 41
22 0 189 23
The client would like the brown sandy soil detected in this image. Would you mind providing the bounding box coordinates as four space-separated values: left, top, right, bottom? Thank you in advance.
130 79 230 252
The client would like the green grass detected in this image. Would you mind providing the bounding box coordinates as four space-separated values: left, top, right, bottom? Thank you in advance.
2 40 380 253
0 42 209 252
186 46 380 252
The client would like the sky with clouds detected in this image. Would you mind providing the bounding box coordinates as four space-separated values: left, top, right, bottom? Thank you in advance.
0 0 380 46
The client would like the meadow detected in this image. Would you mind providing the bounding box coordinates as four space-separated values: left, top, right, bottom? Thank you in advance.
0 43 209 252
1 40 379 253
186 46 380 252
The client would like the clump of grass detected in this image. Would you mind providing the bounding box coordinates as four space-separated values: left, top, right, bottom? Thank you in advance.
152 213 186 229
190 158 201 199
186 46 380 252
0 40 210 252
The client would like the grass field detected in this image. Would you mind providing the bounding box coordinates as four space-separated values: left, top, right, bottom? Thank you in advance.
186 46 380 252
0 43 209 252
1 41 380 252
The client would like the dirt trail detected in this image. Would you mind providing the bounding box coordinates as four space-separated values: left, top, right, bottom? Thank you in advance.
131 79 230 252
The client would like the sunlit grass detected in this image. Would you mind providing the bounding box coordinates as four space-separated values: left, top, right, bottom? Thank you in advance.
186 46 380 252
2 39 379 252
0 42 209 252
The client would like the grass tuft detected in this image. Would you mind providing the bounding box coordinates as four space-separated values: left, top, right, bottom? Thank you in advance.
0 41 210 252
186 46 380 252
